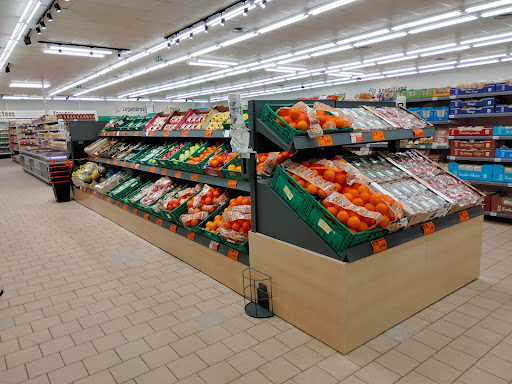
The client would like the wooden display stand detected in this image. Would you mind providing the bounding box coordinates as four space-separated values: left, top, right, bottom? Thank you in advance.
74 189 246 294
249 215 482 354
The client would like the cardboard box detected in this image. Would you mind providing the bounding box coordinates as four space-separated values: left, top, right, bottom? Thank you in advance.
451 140 496 150
451 148 494 158
492 164 512 182
491 194 512 214
495 82 512 92
433 87 451 97
450 106 494 115
451 84 496 95
482 192 494 212
450 97 495 108
448 162 495 181
449 126 494 136
495 105 512 113
495 148 512 159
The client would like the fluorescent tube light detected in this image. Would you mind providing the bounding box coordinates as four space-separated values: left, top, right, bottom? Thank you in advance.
409 16 477 34
294 43 336 56
220 32 257 47
48 46 113 55
377 55 418 64
311 45 351 56
392 11 462 31
418 66 455 73
461 31 512 45
354 32 407 47
327 73 353 78
383 67 417 74
188 62 229 68
407 43 457 55
457 59 500 68
258 14 309 34
473 37 512 47
386 71 418 77
501 57 512 62
10 82 50 88
358 76 385 81
44 49 105 58
342 62 376 70
308 0 358 15
74 97 105 101
265 68 298 73
126 51 149 62
106 98 128 101
337 29 390 45
465 0 512 13
420 45 470 57
418 61 457 69
482 5 512 17
277 55 311 64
197 59 239 66
460 54 507 63
52 97 67 100
364 53 404 63
189 45 219 57
277 65 307 71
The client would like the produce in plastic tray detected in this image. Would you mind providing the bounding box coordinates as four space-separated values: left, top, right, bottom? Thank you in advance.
180 112 207 130
164 115 187 131
145 115 169 131
219 196 252 243
94 171 132 194
206 112 230 130
181 185 230 226
338 107 393 131
158 142 187 162
139 177 175 207
373 107 428 130
164 184 204 212
346 155 407 183
257 151 294 176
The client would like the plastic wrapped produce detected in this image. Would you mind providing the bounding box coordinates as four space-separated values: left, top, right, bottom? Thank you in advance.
338 107 393 131
139 177 174 206
373 107 428 130
94 171 132 194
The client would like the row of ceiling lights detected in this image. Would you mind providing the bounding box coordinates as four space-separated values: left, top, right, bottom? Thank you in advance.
34 0 66 35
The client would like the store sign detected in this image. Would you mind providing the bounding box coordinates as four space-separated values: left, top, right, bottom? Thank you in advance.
0 109 96 120
114 105 147 115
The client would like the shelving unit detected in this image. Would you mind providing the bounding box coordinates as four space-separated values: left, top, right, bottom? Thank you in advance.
448 156 512 162
407 90 512 103
0 126 9 157
485 211 512 219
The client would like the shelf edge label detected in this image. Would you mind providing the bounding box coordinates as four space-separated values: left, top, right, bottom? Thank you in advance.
459 210 469 222
421 222 435 235
228 248 239 260
187 231 195 240
371 238 387 253
317 135 333 146
372 131 385 141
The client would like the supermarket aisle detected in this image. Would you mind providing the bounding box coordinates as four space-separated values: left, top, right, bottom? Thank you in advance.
1 158 512 384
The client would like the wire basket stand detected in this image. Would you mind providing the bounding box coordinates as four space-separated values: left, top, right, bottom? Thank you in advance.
242 267 274 318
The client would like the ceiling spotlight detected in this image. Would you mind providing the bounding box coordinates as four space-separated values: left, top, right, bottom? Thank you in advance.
36 27 41 34
220 18 225 26
204 25 209 33
54 2 61 12
47 12 53 21
243 7 248 16
59 49 62 54
189 33 193 39
167 40 171 48
5 64 10 73
40 21 46 29
117 52 121 59
261 0 267 8
175 39 180 45
24 35 31 45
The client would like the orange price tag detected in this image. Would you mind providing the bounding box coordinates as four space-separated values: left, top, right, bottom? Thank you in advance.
134 131 139 137
143 213 150 220
123 204 128 210
371 238 387 254
317 135 333 146
228 249 239 260
133 208 138 215
190 174 198 181
372 131 385 141
170 224 177 232
227 180 238 189
459 210 469 222
209 241 219 251
105 132 109 136
86 189 90 193
150 166 156 173
100 194 104 199
49 160 56 164
89 156 93 160
130 163 135 169
175 171 182 178
107 197 111 203
161 168 167 175
413 128 424 138
187 231 195 240
148 131 154 137
421 222 435 235
93 191 97 196
156 218 163 226
114 160 118 165
115 201 120 206
182 130 189 137
122 132 126 136
121 161 126 167
164 131 170 137
205 130 213 137
94 157 98 161
107 159 111 164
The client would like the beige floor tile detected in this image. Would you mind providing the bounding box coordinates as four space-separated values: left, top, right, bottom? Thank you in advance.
442 311 480 329
354 361 401 384
171 334 208 357
143 328 178 349
40 335 75 356
60 342 97 365
6 345 42 368
365 334 400 353
109 356 150 383
26 353 65 378
450 335 492 358
19 329 53 349
304 339 336 358
258 357 301 384
293 366 338 384
491 307 512 323
115 337 152 361
468 296 502 311
317 353 360 381
167 353 208 380
230 369 272 384
245 322 281 342
0 339 20 357
196 325 231 345
48 361 88 384
93 331 127 353
346 345 380 366
1 365 28 383
339 376 367 384
282 344 323 370
50 320 82 339
99 316 133 335
396 371 437 383
433 346 478 371
75 369 117 384
478 316 512 335
412 329 452 350
222 331 260 354
415 358 462 384
141 345 180 369
135 365 178 384
416 308 445 322
275 328 313 349
122 322 155 342
31 314 62 332
227 348 267 374
23 374 51 384
464 325 504 346
458 366 508 384
395 339 436 363
72 325 105 345
196 342 234 366
475 354 512 381
376 349 420 375
401 316 431 332
149 313 180 332
430 300 458 314
428 319 466 339
83 349 122 374
490 341 512 362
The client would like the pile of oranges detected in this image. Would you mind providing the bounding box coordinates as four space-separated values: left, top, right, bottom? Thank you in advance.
317 110 351 129
218 195 252 241
165 187 197 212
182 186 225 226
208 152 236 169
227 163 242 172
289 160 403 233
276 107 310 131
256 151 294 175
205 215 223 233
186 143 223 164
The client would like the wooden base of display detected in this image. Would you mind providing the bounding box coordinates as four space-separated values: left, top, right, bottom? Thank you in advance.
249 215 482 354
74 188 246 294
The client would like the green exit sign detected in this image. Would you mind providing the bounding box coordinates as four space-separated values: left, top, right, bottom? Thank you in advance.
74 84 82 89
156 56 162 62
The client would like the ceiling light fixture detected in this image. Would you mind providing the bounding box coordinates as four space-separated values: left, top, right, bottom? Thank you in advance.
461 31 512 45
460 54 508 63
407 43 457 55
364 53 404 63
457 59 501 68
420 45 470 57
258 14 309 34
337 29 390 45
417 61 457 69
354 31 407 47
342 62 377 70
220 32 257 47
197 58 239 66
392 11 462 31
54 2 61 12
46 12 52 21
44 49 104 58
473 37 512 47
10 81 50 88
188 62 229 68
311 45 352 57
408 16 477 34
308 0 358 15
386 71 417 77
465 0 512 13
418 65 455 73
382 67 417 74
47 45 113 55
377 55 418 64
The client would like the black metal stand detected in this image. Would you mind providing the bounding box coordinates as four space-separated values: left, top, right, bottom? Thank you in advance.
242 267 274 318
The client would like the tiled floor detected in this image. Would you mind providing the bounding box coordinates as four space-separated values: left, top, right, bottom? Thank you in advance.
1 159 512 384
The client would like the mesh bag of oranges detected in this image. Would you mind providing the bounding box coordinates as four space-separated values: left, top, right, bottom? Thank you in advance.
181 185 230 227
256 151 295 176
164 184 203 214
219 196 252 243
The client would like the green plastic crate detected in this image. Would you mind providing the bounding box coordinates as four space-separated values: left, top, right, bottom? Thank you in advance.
261 104 352 145
154 142 179 167
194 201 229 241
270 165 386 255
170 142 209 172
219 237 249 254
220 155 246 181
221 109 248 129
180 143 226 174
165 189 202 225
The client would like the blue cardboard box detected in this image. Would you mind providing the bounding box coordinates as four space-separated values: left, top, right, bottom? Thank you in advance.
433 107 449 121
493 164 512 182
450 97 495 108
448 162 495 181
450 106 494 115
451 85 496 95
495 105 512 113
493 126 512 136
495 148 512 159
496 83 512 92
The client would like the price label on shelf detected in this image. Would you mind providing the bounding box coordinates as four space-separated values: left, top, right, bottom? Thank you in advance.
190 174 198 181
100 194 104 199
205 130 213 137
89 156 93 160
459 210 469 222
122 132 126 136
148 131 154 137
92 191 97 196
371 238 387 254
209 241 219 251
115 200 120 206
164 131 170 137
422 222 435 235
107 159 111 164
372 131 385 141
143 213 150 220
228 249 239 260
227 180 238 189
135 164 140 170
114 160 118 165
432 97 438 101
49 160 56 164
317 135 333 146
133 208 138 215
130 163 135 169
107 197 111 203
150 166 156 173
169 224 177 232
94 157 98 161
413 128 424 138
187 231 195 240
350 133 364 143
121 161 126 167
123 204 128 210
161 169 167 175
182 131 189 137
134 131 139 137
175 171 182 178
156 218 163 226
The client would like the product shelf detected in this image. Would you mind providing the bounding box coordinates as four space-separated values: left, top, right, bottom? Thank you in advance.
484 211 512 219
449 113 512 119
468 180 512 187
407 90 512 103
76 186 249 265
449 136 512 140
100 130 231 138
448 156 512 162
349 143 448 149
89 156 251 192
